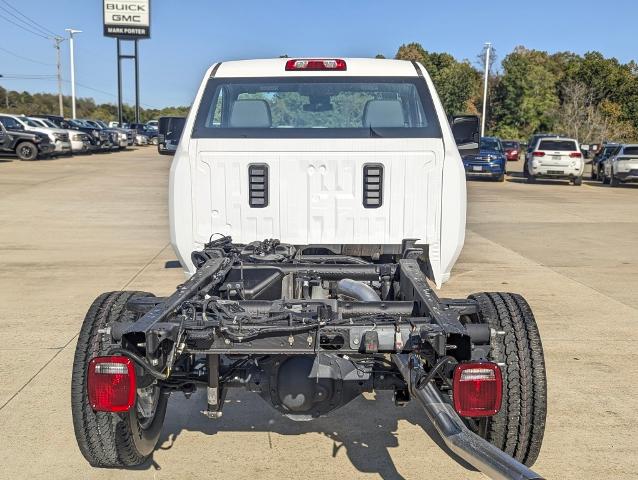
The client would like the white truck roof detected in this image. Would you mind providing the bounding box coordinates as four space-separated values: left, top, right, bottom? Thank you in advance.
212 58 420 78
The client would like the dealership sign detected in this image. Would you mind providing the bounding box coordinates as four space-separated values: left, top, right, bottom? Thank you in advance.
103 0 150 39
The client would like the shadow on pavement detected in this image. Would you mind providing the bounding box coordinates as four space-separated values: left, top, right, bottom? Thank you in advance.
146 389 476 479
584 180 638 189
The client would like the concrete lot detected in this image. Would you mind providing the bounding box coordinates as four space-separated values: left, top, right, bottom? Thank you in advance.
0 149 636 479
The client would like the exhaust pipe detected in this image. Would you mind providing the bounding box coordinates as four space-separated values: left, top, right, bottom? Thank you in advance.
392 354 543 480
336 278 380 302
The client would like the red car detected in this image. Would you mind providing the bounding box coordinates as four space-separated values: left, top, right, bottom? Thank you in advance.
502 140 520 161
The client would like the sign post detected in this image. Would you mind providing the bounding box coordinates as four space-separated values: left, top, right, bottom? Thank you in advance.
103 0 150 124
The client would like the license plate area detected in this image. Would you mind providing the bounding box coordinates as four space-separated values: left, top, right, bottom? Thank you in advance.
472 166 483 171
547 170 564 175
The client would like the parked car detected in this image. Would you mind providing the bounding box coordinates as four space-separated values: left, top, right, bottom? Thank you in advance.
591 142 620 180
501 140 520 161
78 119 121 150
63 119 107 151
0 117 54 160
28 117 91 154
526 136 584 185
129 122 158 144
461 136 507 182
0 113 71 156
601 143 638 186
157 116 185 155
94 120 134 147
146 119 158 129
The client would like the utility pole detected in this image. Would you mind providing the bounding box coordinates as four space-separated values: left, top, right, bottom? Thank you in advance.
54 36 64 117
0 74 7 108
481 42 491 138
65 28 82 119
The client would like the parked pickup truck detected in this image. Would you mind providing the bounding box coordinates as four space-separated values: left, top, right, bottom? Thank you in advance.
0 118 54 160
71 58 547 480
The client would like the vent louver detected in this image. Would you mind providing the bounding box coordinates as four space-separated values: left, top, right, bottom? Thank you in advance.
248 164 268 208
363 164 383 208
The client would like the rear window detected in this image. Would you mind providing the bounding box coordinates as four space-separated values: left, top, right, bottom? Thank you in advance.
502 141 518 149
623 146 638 155
192 77 441 139
538 140 577 151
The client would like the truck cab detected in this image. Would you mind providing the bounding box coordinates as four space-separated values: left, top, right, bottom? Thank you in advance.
170 58 466 287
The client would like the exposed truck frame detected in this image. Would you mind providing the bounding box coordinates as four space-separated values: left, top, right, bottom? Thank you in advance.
71 58 547 480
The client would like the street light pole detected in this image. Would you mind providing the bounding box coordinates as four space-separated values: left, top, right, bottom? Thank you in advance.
481 42 491 138
65 28 82 119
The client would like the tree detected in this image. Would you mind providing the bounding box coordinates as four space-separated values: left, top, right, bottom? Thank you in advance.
553 80 634 143
395 42 481 115
490 47 560 138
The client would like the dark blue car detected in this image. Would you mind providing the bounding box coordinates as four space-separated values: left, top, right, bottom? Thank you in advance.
462 136 507 182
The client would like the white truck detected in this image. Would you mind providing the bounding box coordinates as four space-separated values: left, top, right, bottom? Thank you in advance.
71 58 546 479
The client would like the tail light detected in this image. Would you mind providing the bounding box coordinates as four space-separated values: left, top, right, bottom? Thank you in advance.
453 362 502 417
285 59 347 71
87 356 136 412
511 150 518 155
532 151 545 157
569 152 582 158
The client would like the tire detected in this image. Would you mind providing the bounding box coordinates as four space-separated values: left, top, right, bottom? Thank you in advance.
71 291 168 468
466 292 547 467
151 137 159 145
496 173 505 182
573 176 582 186
526 174 536 184
601 168 609 184
609 170 620 187
16 141 38 161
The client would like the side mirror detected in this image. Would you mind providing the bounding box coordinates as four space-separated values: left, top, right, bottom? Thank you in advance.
450 115 479 156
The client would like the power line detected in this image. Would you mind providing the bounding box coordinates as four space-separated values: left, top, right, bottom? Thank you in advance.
0 11 51 39
0 0 57 37
0 45 55 66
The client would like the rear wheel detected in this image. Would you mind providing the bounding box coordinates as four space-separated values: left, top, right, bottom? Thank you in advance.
526 174 536 183
466 292 547 467
16 141 38 161
572 176 582 186
496 173 505 182
71 291 168 467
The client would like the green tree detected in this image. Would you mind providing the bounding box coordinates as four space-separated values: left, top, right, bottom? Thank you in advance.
395 42 481 115
491 47 560 138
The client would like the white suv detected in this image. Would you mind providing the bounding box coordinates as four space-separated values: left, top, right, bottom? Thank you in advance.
602 144 638 187
526 136 584 185
170 57 468 287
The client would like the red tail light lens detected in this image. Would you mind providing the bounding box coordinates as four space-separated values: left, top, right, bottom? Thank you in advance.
285 59 347 71
453 362 502 417
532 151 545 157
569 152 582 158
87 356 136 412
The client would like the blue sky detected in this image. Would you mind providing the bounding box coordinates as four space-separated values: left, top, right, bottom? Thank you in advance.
1 0 636 109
